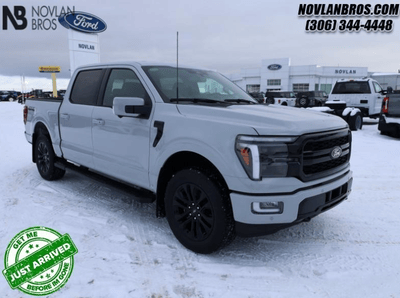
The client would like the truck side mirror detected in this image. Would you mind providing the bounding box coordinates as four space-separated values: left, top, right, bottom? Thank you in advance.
113 97 151 118
386 86 393 94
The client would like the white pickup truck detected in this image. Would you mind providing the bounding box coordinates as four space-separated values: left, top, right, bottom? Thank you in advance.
23 62 353 253
329 78 385 118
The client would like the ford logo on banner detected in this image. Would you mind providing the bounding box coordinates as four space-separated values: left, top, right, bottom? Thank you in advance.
58 11 107 33
267 64 282 71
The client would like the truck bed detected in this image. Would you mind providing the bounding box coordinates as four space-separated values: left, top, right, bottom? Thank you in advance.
24 98 63 156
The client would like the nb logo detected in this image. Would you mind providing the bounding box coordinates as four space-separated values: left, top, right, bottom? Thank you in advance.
2 6 27 30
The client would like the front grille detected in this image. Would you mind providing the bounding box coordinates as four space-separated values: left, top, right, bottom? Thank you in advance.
303 155 348 175
304 135 348 152
300 129 351 179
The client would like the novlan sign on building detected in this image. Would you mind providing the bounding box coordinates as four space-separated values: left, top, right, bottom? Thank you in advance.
58 11 107 76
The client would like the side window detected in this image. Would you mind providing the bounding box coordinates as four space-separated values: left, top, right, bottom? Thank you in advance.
70 69 103 105
103 69 151 107
373 82 382 93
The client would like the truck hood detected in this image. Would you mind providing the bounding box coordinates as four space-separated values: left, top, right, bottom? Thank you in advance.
176 104 348 135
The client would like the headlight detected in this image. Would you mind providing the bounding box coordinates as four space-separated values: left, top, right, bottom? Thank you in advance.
235 135 299 180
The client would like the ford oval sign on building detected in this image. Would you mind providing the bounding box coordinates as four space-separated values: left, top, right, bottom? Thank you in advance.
267 64 282 71
58 11 107 33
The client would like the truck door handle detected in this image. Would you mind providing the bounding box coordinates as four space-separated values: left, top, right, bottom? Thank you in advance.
92 118 105 125
60 113 70 120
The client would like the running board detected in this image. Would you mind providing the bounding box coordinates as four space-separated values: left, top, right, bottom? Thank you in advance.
54 160 156 204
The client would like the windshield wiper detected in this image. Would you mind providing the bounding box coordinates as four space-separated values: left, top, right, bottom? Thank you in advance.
170 98 227 104
223 99 257 104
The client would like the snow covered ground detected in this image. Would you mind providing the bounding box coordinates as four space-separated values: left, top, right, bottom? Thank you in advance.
1 102 399 298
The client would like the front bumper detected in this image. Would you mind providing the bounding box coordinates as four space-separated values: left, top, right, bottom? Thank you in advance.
230 170 352 236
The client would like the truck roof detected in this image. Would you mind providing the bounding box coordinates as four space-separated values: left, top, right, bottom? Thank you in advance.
336 78 373 82
75 61 213 72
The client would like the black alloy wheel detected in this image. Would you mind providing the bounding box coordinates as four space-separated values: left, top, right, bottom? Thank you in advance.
37 140 51 174
172 183 214 242
165 168 235 254
34 135 66 180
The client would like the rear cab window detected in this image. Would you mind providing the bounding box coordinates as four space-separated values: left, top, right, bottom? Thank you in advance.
331 81 371 94
70 69 104 105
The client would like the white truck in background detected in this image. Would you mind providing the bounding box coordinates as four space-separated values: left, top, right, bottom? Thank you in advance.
265 91 297 106
329 78 385 119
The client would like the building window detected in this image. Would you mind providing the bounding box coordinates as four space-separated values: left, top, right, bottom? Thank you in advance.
320 84 332 93
293 83 309 92
315 84 319 91
246 84 260 93
267 79 281 86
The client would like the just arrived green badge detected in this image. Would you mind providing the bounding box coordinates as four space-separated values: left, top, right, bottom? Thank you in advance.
2 226 78 296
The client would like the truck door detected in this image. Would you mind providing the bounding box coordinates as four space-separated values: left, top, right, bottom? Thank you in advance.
372 81 384 116
59 69 105 168
91 68 153 189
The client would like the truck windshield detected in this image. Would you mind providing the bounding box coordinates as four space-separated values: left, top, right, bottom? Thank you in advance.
331 82 371 94
142 66 257 104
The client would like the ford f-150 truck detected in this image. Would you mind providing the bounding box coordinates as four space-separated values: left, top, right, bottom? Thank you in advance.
329 78 385 118
378 88 400 137
23 62 353 253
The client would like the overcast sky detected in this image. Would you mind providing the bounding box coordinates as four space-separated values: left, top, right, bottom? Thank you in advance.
1 0 400 88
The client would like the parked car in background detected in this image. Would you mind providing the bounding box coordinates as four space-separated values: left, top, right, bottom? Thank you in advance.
265 91 296 106
378 87 400 137
17 90 46 103
0 90 19 102
296 91 329 107
248 92 265 103
58 89 67 98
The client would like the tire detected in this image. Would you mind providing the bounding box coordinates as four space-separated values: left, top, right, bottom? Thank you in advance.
348 112 363 131
281 102 287 106
8 96 14 102
299 96 309 107
266 97 275 104
165 168 235 254
34 135 66 181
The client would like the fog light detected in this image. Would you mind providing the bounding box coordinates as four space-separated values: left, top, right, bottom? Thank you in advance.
252 202 283 214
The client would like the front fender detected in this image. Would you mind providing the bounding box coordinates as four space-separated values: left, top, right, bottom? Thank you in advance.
149 129 256 192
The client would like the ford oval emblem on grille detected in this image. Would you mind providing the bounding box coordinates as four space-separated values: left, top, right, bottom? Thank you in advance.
331 146 342 159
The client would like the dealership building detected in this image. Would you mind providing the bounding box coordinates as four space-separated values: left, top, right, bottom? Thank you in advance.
228 58 400 94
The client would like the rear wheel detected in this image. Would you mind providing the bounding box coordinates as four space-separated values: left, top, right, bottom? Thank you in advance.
165 168 235 254
349 112 363 131
266 97 275 104
299 96 309 107
34 135 66 180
